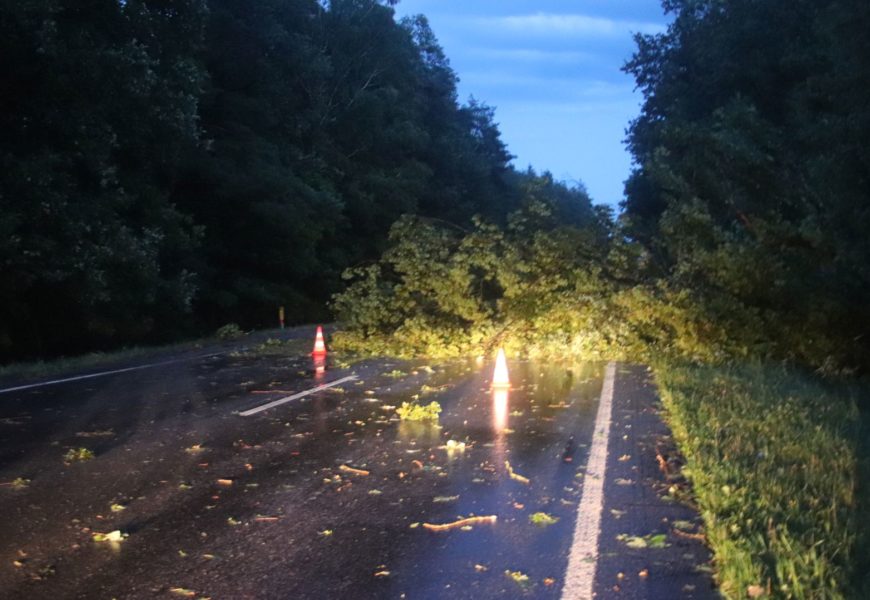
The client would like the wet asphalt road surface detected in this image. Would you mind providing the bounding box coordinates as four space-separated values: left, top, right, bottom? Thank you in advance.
0 337 609 599
593 366 716 599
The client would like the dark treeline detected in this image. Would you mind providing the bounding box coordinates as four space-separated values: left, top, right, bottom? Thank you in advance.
0 0 521 361
623 0 870 372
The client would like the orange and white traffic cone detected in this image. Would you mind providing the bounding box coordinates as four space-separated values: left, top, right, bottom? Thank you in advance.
312 325 327 356
491 348 510 389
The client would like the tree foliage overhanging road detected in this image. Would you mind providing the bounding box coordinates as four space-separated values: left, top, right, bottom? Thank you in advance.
338 0 870 375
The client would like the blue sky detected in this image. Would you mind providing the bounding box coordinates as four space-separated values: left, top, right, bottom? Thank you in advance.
391 0 670 207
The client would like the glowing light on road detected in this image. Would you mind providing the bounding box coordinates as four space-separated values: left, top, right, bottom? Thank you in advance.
493 388 509 433
491 348 510 389
313 355 326 379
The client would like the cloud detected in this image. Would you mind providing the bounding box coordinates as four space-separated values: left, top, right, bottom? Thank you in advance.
482 13 665 37
500 99 640 116
467 48 597 65
461 71 634 97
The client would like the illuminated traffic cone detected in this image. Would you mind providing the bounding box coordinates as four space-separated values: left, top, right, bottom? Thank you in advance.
491 348 510 389
312 326 327 356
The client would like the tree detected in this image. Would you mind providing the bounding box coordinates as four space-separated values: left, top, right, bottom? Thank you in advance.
172 0 342 328
332 171 620 359
622 0 870 371
0 0 206 359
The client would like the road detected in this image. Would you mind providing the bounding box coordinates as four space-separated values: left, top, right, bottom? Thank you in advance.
0 332 715 599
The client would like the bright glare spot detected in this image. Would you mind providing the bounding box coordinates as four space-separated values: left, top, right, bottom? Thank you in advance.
493 388 509 433
492 348 510 389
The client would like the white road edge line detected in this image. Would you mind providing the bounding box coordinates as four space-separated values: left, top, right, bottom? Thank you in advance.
561 361 617 600
0 353 226 395
238 375 359 417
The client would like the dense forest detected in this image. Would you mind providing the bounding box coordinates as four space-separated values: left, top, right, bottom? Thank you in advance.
3 0 870 375
0 0 523 361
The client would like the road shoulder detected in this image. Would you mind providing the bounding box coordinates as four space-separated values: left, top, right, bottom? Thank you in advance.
592 364 718 599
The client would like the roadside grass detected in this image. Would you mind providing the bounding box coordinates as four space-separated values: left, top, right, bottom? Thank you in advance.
0 326 298 383
655 361 867 599
0 343 193 383
244 337 310 357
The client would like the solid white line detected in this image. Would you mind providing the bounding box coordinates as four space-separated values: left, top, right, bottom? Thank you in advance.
0 353 226 395
561 361 617 600
238 375 358 416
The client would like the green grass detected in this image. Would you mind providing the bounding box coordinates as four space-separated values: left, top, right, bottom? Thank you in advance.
0 345 180 382
655 361 867 599
247 337 310 356
0 325 301 382
0 334 226 382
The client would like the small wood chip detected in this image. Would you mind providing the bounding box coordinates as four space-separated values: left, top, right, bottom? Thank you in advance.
339 465 370 476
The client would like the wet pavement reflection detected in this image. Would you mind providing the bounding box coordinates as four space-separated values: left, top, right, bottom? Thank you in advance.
0 351 603 599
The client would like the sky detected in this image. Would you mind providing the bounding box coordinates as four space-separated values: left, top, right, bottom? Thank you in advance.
392 0 671 207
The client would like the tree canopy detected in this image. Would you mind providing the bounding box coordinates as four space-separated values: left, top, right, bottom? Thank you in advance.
623 0 870 372
0 0 518 360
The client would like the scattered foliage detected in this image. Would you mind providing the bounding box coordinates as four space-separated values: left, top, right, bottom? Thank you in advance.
92 530 126 543
617 533 668 549
396 401 442 422
64 448 95 463
215 324 244 340
529 512 559 527
505 570 531 587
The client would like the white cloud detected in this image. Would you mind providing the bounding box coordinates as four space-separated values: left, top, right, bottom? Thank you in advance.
483 13 665 37
468 48 596 64
461 71 634 97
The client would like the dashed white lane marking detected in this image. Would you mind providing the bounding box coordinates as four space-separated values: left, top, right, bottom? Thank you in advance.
0 353 226 395
561 361 617 600
238 375 359 416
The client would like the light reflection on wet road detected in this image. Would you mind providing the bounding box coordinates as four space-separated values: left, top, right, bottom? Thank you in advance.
0 348 604 599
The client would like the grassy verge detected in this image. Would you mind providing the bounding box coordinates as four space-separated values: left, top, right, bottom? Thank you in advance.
0 327 266 383
0 343 200 383
654 361 867 599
